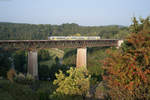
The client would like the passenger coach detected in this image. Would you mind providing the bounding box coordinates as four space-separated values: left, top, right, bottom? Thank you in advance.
48 36 101 40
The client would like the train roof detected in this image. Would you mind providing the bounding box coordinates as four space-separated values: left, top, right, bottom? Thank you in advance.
48 36 100 37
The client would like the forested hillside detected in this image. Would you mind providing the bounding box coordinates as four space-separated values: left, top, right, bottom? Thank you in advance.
0 22 129 40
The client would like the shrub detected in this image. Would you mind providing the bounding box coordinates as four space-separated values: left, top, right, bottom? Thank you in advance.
37 81 55 100
38 65 50 80
0 80 38 100
26 73 34 81
37 87 51 100
14 73 35 84
17 73 25 79
0 48 11 78
7 68 16 82
50 67 91 100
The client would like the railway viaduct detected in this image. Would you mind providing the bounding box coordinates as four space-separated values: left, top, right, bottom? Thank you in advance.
0 39 123 78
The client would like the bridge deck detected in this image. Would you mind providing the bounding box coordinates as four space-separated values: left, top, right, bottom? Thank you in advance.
0 39 119 49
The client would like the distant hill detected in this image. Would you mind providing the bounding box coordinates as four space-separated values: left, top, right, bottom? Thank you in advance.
0 22 129 40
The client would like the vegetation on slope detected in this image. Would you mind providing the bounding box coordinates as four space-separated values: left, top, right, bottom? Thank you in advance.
0 23 128 40
103 17 150 99
0 79 55 100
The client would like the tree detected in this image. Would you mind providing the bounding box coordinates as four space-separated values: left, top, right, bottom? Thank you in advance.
38 50 51 61
38 65 50 80
49 57 68 81
0 48 11 77
103 17 150 99
0 22 128 40
52 67 91 99
13 50 27 73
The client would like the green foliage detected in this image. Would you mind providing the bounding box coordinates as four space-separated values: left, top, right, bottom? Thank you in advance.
38 53 69 81
0 48 11 77
26 73 35 81
129 17 150 33
38 65 50 80
0 80 38 100
52 67 91 97
87 47 108 75
0 79 56 100
63 48 76 66
0 22 128 40
63 47 108 84
49 64 68 81
13 50 27 73
36 81 55 100
38 49 51 61
37 88 50 100
0 17 130 100
50 93 83 100
103 16 150 99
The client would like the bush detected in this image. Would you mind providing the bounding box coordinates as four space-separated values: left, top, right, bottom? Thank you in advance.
38 65 50 80
38 50 51 61
0 80 38 100
26 73 34 81
50 67 91 100
14 73 35 84
50 93 83 100
7 68 16 82
13 50 27 73
37 87 51 100
49 64 69 81
0 48 11 78
36 81 55 100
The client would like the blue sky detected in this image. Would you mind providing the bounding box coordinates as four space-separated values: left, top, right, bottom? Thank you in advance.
0 0 150 26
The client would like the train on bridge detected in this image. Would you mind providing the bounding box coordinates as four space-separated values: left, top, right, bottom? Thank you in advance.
48 36 101 40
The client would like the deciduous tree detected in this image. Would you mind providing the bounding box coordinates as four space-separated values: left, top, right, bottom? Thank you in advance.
52 67 91 99
103 17 150 99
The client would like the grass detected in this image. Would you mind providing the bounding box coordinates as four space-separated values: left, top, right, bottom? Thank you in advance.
39 60 55 67
48 48 64 59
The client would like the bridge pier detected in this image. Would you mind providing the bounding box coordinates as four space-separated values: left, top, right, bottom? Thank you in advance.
76 48 87 68
117 40 124 48
28 50 38 79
